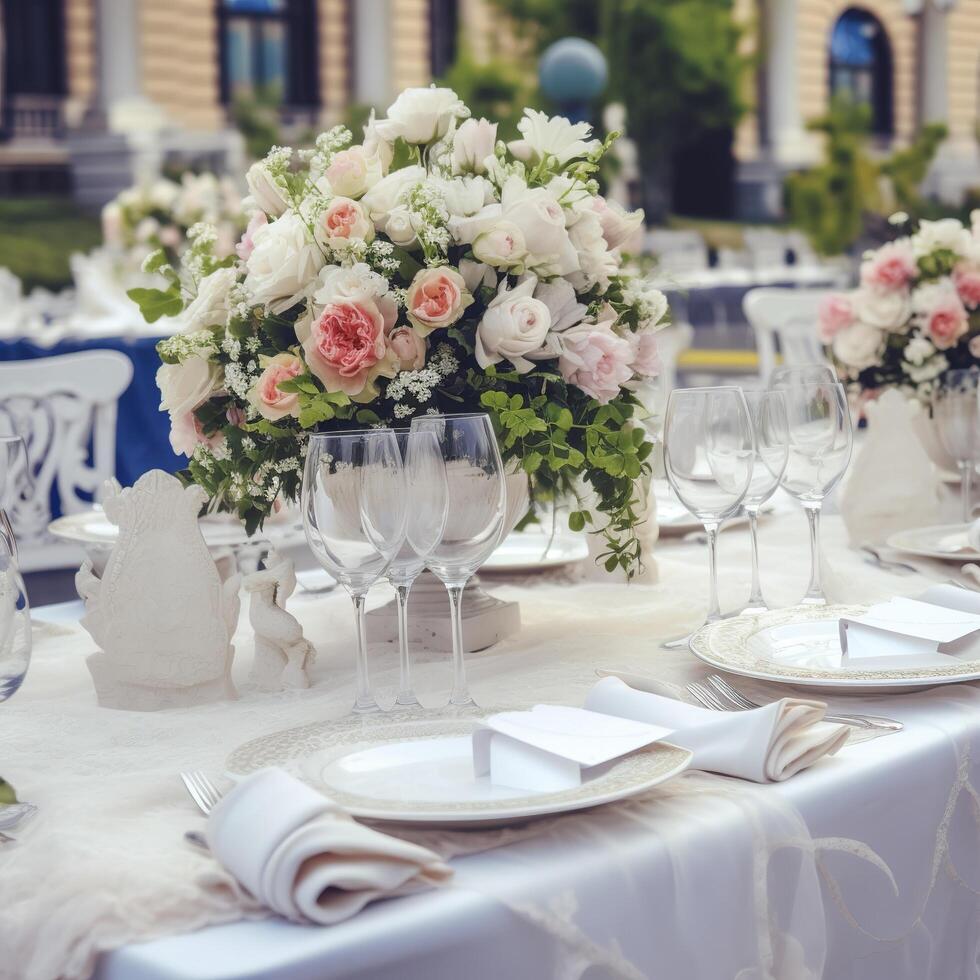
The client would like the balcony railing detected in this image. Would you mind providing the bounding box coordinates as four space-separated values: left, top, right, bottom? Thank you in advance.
0 94 65 142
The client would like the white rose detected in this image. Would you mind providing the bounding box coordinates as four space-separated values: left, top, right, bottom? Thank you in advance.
452 175 579 277
593 197 645 250
323 146 383 199
853 286 912 330
156 355 222 418
246 162 289 217
244 211 325 313
475 277 552 373
912 218 972 258
902 335 936 367
567 210 617 294
180 267 237 332
453 117 498 174
473 221 527 268
431 175 493 217
375 86 469 145
149 179 180 210
360 165 425 228
508 108 601 166
313 262 389 305
135 217 159 243
832 323 886 373
361 109 394 173
383 208 418 247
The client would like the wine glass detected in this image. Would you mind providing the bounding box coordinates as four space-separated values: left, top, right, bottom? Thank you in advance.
769 363 837 390
663 387 755 629
739 389 789 614
0 435 29 562
932 369 980 523
0 435 30 704
780 382 853 605
301 429 406 714
410 413 505 709
388 429 449 709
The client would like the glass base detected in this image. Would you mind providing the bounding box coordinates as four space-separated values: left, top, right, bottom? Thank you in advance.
393 691 421 709
352 696 382 714
799 594 828 607
737 602 770 617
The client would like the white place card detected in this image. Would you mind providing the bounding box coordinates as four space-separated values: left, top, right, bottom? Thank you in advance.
472 704 672 793
840 592 980 668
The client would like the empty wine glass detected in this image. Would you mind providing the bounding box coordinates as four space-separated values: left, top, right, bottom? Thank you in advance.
739 389 789 614
0 435 29 562
301 429 406 714
0 436 30 703
410 413 505 709
664 387 755 628
769 363 837 390
780 382 853 605
933 369 980 523
388 429 449 709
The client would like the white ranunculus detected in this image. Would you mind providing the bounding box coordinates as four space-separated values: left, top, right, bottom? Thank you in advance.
473 221 527 268
179 267 237 332
508 109 602 166
567 210 618 294
453 117 498 174
912 218 972 258
360 165 426 228
475 277 552 373
375 87 469 145
832 322 886 373
156 355 222 418
452 175 579 278
246 162 289 217
382 207 418 247
313 262 389 306
853 286 912 330
244 211 324 313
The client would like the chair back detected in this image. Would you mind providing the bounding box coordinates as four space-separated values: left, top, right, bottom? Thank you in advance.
0 350 133 571
743 287 832 384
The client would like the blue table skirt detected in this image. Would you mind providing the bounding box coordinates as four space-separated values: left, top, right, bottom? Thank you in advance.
0 336 183 513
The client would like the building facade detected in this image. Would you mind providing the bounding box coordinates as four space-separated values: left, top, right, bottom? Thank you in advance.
0 0 977 214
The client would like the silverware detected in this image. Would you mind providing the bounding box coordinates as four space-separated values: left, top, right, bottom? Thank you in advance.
698 674 903 732
180 771 225 815
859 545 918 575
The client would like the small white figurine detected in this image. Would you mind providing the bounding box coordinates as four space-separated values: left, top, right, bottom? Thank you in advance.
77 471 241 711
243 550 315 691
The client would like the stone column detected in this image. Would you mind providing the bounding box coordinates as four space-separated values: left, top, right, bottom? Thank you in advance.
351 0 392 108
764 0 808 165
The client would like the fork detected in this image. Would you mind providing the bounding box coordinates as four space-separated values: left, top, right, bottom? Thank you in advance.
699 674 903 732
180 771 225 815
859 545 918 576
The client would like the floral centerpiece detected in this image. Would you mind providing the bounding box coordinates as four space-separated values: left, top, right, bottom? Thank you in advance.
818 214 980 402
133 87 667 575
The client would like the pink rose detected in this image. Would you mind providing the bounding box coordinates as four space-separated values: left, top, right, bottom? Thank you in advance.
247 352 303 421
559 324 634 404
629 328 661 377
236 211 268 261
405 267 472 336
317 197 374 243
860 241 916 290
169 409 224 458
954 264 980 310
817 294 854 343
925 295 969 350
302 297 396 396
388 326 426 370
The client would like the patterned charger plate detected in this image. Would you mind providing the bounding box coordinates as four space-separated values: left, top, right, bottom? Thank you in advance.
689 604 980 692
226 713 692 827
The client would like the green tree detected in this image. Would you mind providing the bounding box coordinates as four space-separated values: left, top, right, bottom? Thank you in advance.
489 0 748 219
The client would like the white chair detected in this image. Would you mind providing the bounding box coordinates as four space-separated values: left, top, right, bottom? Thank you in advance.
0 350 134 572
743 287 833 385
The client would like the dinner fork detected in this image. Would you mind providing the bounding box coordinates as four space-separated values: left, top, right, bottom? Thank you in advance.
701 674 903 732
180 771 225 815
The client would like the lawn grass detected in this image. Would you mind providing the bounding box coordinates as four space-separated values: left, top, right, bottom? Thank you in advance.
0 197 102 292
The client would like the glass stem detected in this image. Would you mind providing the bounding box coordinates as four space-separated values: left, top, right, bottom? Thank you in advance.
394 583 419 707
446 583 475 708
351 593 378 713
745 507 766 611
802 503 826 605
704 522 722 622
961 462 974 524
0 509 16 563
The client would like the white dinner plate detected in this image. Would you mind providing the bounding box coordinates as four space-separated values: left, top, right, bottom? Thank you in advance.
48 508 307 552
885 524 980 563
226 714 691 828
688 604 980 692
483 530 589 572
656 496 772 538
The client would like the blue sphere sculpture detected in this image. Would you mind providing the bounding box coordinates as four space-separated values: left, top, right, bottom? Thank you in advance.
539 38 608 104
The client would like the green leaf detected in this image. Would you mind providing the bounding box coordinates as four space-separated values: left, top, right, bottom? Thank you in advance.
556 408 573 431
568 511 586 532
127 286 183 323
522 451 543 474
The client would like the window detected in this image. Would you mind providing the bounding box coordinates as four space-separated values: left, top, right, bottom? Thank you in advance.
218 0 318 107
429 0 458 79
829 7 893 136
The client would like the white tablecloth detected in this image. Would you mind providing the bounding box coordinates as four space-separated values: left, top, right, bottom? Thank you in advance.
4 509 980 980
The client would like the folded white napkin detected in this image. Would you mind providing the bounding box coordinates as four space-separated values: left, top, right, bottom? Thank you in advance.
206 768 452 924
586 676 849 782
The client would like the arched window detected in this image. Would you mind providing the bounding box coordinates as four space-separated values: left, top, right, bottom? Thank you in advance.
829 7 893 136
